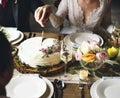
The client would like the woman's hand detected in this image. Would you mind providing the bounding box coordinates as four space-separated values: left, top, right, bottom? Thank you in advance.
34 5 52 27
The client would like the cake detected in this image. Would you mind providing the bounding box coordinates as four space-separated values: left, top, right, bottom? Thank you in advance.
18 37 61 68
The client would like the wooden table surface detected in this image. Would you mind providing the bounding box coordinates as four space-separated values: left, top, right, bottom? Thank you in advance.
13 32 120 98
16 32 92 98
25 32 92 98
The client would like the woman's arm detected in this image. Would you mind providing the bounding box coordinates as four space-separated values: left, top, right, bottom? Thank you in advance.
34 0 68 28
49 12 65 28
49 0 68 28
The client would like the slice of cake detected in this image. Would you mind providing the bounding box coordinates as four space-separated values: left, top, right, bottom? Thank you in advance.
18 37 61 68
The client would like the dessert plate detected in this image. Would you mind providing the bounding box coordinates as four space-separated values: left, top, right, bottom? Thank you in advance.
41 77 54 98
6 75 47 98
90 78 120 98
90 79 102 98
11 31 24 45
69 33 103 47
1 27 24 45
64 34 76 48
2 27 20 42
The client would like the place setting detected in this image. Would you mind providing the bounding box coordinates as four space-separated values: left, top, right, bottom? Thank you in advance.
64 31 104 49
6 69 67 98
6 74 54 98
0 26 24 45
4 28 120 98
90 77 120 98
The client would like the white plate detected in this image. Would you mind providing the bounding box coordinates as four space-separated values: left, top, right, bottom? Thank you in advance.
90 79 120 98
1 27 24 45
11 31 24 45
64 34 74 48
96 79 120 98
69 33 103 47
2 27 20 42
6 75 47 98
90 79 102 98
41 77 54 98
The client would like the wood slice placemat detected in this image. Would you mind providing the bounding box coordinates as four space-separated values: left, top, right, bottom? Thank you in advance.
14 56 65 76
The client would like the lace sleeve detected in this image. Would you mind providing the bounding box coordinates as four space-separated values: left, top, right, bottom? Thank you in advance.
49 0 68 28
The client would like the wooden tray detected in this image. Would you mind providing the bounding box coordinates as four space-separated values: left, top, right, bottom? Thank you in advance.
14 56 65 76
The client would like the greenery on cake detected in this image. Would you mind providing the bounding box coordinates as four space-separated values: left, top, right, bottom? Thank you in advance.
15 55 62 73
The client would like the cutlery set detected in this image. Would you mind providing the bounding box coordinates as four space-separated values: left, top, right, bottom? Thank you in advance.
52 79 66 98
39 72 66 98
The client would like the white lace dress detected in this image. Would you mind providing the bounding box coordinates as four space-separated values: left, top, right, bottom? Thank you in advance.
50 0 112 40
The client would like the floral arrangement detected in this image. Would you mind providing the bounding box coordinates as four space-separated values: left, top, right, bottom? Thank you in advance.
75 40 109 71
40 39 61 57
106 25 120 60
75 40 108 62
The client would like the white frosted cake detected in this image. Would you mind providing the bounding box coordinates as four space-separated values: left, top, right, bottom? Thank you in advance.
18 37 61 68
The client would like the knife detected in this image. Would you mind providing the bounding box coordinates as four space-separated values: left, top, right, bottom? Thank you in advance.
52 79 65 98
80 84 85 98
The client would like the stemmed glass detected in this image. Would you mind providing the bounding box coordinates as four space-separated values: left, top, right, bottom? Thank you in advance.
59 41 72 80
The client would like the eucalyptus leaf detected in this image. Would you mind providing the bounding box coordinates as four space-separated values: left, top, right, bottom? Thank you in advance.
68 70 76 74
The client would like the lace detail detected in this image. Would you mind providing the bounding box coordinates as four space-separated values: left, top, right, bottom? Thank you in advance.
75 0 106 29
52 0 111 34
87 0 105 27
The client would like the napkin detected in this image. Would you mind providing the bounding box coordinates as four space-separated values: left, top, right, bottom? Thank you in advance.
102 76 120 80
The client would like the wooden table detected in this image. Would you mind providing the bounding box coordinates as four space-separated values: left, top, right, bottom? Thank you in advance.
63 83 91 98
10 30 120 98
13 32 91 98
14 32 120 98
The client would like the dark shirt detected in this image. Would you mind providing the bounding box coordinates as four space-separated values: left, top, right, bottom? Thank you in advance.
0 0 44 32
0 0 16 27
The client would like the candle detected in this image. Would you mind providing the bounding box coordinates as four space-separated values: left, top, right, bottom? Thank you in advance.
79 69 88 81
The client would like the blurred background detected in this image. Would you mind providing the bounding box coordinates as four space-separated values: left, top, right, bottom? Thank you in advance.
29 0 120 32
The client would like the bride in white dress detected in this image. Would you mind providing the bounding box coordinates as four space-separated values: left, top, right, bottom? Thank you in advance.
34 0 112 41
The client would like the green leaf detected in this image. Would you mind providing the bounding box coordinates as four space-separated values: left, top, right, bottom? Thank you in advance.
68 70 76 74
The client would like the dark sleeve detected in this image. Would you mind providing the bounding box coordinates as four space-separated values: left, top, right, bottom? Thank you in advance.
0 32 13 74
30 0 44 13
101 0 112 29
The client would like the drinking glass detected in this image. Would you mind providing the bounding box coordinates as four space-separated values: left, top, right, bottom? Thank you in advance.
59 41 72 80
